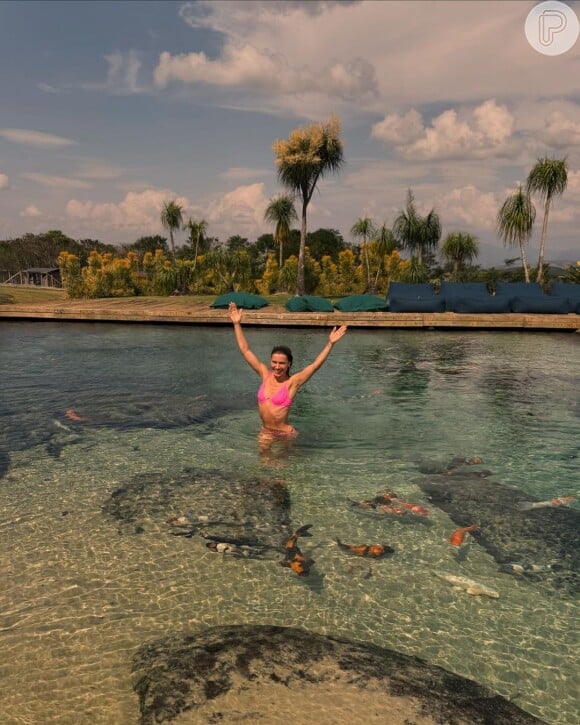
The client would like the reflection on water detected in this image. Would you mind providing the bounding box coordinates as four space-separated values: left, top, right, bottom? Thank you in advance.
1 322 579 724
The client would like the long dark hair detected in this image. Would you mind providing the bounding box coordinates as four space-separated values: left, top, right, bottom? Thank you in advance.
271 345 293 368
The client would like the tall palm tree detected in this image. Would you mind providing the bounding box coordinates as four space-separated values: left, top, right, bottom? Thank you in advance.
185 217 208 270
440 232 479 281
160 200 183 265
350 216 376 291
273 116 344 295
497 185 535 283
371 224 397 290
264 195 297 268
393 189 441 267
526 157 568 283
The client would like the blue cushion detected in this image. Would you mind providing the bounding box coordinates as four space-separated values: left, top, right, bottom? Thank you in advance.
387 282 436 299
446 296 511 313
440 282 490 301
495 282 544 298
334 294 389 312
509 296 570 314
388 296 446 312
285 296 334 312
550 282 580 301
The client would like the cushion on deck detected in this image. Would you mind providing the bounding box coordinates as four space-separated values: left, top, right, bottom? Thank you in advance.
550 282 580 301
495 282 545 297
388 296 446 313
285 296 334 312
211 292 269 309
387 282 436 299
446 296 511 313
334 294 389 312
440 282 490 301
509 296 570 314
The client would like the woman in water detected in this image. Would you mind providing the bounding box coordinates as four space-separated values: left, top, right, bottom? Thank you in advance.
229 302 347 446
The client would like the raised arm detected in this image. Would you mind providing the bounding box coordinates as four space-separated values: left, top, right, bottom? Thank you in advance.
229 302 267 377
291 325 347 387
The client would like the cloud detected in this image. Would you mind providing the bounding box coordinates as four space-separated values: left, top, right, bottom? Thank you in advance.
0 128 77 148
372 100 516 160
65 189 191 232
20 205 42 218
542 111 580 149
22 173 92 190
79 50 147 95
72 159 127 180
206 183 269 239
0 173 8 190
437 185 499 230
218 166 271 182
37 82 66 94
154 45 377 101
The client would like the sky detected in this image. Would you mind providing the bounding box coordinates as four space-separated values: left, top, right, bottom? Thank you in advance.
0 0 579 266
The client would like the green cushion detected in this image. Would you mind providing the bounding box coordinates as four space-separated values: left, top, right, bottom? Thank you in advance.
210 292 269 309
285 296 334 312
334 294 389 312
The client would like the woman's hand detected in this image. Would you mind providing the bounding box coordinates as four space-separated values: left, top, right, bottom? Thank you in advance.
329 325 347 344
229 302 243 324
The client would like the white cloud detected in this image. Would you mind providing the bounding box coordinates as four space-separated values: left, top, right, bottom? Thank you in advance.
542 111 580 149
20 205 42 218
65 189 191 232
72 159 126 180
22 173 92 190
218 167 271 182
37 82 66 94
0 128 77 148
79 50 147 95
437 185 499 230
372 100 515 160
206 183 269 240
0 173 8 190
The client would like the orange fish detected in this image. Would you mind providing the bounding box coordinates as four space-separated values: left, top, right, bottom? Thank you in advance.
519 496 576 510
336 539 395 558
284 524 312 549
448 525 479 546
65 409 88 422
282 524 314 576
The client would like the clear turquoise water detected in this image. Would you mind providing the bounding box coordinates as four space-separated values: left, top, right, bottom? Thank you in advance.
1 322 578 724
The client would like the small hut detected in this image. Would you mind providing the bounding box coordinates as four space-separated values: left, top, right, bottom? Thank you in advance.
5 267 62 287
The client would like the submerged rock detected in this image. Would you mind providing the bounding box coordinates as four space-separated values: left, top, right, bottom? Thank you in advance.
132 625 544 724
101 467 291 548
415 476 579 596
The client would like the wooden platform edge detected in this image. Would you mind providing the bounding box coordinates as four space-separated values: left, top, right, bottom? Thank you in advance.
1 304 579 331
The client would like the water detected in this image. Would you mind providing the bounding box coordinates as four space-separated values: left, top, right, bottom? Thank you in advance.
0 322 578 724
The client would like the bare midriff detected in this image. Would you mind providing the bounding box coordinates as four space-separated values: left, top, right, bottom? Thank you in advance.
258 401 296 434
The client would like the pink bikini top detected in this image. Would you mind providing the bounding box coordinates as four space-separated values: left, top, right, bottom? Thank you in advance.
257 375 293 408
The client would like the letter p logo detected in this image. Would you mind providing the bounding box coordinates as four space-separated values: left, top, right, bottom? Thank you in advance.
525 1 579 55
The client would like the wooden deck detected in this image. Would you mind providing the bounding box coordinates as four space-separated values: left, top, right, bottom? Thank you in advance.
1 297 579 330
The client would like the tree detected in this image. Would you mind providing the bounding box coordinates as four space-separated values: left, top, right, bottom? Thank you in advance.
371 224 398 289
127 235 169 258
393 190 441 267
305 228 347 261
350 217 376 291
160 200 183 291
273 116 344 295
526 157 568 283
440 232 479 281
264 195 297 269
185 218 208 270
497 185 535 283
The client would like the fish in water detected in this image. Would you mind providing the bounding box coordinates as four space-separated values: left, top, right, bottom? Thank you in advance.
434 572 499 598
448 524 479 546
65 409 88 423
500 561 563 576
519 496 576 510
281 525 314 576
351 491 428 517
205 541 271 559
336 539 395 558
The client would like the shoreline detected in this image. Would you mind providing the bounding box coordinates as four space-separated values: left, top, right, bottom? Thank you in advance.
1 295 579 330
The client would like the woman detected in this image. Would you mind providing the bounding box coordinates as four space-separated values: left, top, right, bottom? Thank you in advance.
229 302 347 442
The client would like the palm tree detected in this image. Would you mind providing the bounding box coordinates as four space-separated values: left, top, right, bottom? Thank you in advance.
185 217 208 270
497 185 535 283
264 195 297 268
160 200 183 265
273 116 344 295
526 157 568 283
371 224 397 290
350 217 376 291
440 232 479 281
393 190 441 267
